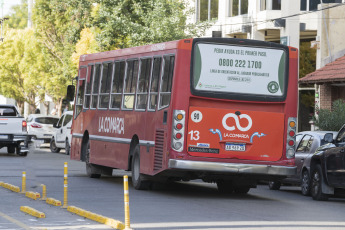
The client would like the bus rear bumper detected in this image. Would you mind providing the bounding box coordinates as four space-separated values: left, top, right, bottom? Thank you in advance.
168 159 296 176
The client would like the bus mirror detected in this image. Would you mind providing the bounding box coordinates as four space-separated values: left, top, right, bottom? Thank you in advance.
66 85 75 101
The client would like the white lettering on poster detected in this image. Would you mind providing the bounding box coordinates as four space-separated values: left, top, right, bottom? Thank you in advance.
98 117 125 134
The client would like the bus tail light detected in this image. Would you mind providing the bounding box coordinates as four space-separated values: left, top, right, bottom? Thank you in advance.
286 117 297 159
172 110 185 152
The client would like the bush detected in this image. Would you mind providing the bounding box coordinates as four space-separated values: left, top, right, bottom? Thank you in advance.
315 99 345 131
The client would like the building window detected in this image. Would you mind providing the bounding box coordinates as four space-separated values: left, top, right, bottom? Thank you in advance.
230 0 248 16
260 0 281 11
301 0 341 11
198 0 219 21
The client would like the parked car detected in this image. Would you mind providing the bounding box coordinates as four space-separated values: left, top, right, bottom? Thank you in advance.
27 114 59 144
269 131 337 196
309 125 345 200
50 111 73 155
0 105 28 156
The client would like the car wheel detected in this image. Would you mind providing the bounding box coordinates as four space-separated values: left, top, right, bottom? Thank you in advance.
65 139 70 155
268 181 281 190
50 138 61 153
311 164 328 201
131 145 150 190
216 181 234 193
301 170 311 196
85 140 101 178
7 146 15 154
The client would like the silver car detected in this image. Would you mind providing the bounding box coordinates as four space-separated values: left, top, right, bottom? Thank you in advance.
269 131 337 196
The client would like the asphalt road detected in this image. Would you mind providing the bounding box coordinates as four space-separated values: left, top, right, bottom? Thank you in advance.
1 144 345 230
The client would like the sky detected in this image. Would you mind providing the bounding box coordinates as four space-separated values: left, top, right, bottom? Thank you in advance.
1 0 22 17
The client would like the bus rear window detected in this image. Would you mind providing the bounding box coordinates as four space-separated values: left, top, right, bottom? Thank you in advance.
192 42 287 100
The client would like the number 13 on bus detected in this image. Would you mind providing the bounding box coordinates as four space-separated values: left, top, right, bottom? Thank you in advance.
67 38 298 193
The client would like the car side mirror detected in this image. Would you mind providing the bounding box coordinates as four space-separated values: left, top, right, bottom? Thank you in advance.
324 133 334 143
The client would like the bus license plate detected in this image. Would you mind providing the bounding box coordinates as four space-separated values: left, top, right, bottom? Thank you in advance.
225 143 245 151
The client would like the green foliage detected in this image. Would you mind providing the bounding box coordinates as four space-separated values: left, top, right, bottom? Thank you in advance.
299 41 316 78
92 0 211 50
315 99 345 131
0 29 47 113
32 0 93 105
5 0 28 29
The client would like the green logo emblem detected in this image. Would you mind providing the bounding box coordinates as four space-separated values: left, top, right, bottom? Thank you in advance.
267 81 279 93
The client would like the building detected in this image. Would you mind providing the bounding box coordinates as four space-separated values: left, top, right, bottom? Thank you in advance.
190 0 345 130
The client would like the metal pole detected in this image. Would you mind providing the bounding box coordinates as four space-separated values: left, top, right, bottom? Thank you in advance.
21 172 26 193
40 184 47 200
62 162 68 208
123 175 131 230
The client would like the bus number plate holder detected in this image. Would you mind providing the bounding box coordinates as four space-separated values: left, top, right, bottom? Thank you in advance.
225 143 245 151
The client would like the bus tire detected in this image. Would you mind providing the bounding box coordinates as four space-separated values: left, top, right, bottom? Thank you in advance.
50 137 61 153
216 181 234 193
131 145 150 190
85 140 101 178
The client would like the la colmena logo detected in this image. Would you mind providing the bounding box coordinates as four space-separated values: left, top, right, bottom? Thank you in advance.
209 113 266 143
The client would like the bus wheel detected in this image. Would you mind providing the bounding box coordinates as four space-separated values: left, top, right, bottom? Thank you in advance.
131 146 150 190
216 181 234 193
85 141 101 178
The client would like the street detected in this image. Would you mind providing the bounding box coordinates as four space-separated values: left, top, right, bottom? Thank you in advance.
1 145 345 230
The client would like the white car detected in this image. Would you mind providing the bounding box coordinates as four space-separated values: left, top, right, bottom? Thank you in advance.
27 114 59 143
50 111 73 155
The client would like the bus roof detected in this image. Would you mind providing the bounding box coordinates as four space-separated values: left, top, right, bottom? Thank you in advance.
79 39 193 63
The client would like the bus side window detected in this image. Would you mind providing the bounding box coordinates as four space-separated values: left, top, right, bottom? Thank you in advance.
111 61 125 109
84 65 94 109
75 66 87 118
136 58 152 110
99 62 113 109
159 55 175 109
91 64 101 109
148 57 162 111
123 59 138 110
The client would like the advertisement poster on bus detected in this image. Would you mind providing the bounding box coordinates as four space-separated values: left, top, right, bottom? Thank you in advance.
187 106 285 161
193 43 287 97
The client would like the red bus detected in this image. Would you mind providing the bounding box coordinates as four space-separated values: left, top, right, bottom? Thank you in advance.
69 38 298 193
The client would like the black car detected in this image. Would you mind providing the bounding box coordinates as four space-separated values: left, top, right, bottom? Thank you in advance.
310 125 345 200
269 131 337 196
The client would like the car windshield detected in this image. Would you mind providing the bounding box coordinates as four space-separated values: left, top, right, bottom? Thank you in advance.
35 117 59 125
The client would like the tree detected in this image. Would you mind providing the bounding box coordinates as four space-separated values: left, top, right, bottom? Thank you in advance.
32 0 93 115
0 29 47 114
92 0 210 51
5 0 28 29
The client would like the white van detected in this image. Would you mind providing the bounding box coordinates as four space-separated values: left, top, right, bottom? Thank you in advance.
50 111 73 155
